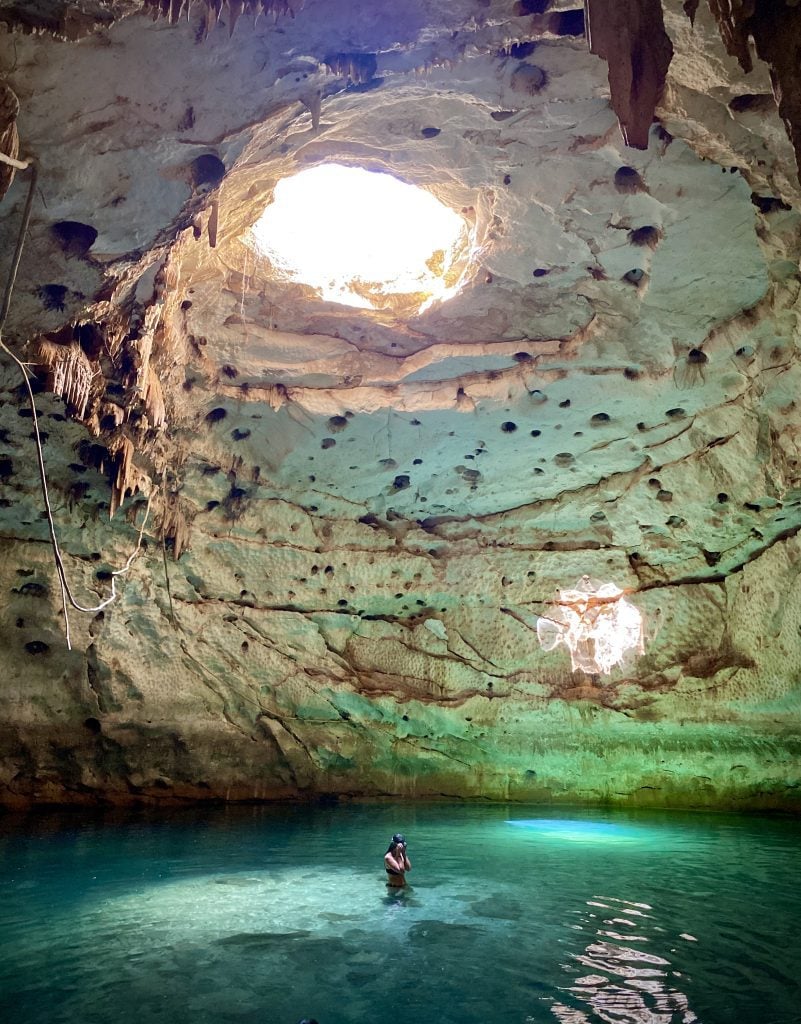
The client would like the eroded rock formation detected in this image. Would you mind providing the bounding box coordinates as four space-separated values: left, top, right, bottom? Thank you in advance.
1 0 800 809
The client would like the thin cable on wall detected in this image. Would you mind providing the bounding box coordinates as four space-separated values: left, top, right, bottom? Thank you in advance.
0 156 152 649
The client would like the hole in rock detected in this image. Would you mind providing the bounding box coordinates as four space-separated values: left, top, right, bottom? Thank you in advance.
549 8 584 34
17 581 47 597
511 64 547 94
38 284 68 311
51 220 98 257
750 193 791 214
190 153 225 189
251 164 469 312
614 166 645 193
628 225 661 248
516 0 550 13
729 94 775 113
505 41 537 59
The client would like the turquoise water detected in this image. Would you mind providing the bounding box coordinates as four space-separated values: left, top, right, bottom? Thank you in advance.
1 803 799 1024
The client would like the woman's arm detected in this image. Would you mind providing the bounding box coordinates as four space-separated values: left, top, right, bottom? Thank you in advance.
385 849 402 872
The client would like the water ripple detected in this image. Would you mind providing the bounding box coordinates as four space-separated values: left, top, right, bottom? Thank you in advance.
552 895 697 1024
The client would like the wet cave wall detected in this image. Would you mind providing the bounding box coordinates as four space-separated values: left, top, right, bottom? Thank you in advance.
0 0 800 809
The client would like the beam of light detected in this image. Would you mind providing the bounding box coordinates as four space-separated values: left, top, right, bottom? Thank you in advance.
505 819 646 846
250 164 467 311
536 576 644 675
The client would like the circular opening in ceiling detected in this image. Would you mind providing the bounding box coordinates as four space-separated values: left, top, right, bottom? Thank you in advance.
250 164 469 313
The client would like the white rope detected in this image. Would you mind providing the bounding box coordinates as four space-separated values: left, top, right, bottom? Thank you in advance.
0 156 153 648
0 334 153 647
0 150 30 171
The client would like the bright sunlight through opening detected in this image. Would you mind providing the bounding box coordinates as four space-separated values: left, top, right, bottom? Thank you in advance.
250 164 468 311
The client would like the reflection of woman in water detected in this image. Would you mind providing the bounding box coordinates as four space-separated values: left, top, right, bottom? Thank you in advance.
384 833 411 887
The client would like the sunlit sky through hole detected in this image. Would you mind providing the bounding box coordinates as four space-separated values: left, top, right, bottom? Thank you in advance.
251 164 466 309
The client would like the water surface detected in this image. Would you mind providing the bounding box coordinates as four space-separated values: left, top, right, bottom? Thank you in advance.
1 802 799 1024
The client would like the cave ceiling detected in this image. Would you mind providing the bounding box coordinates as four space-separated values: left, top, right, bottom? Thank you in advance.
1 0 801 807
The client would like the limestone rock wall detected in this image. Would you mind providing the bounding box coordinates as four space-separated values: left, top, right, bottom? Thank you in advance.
2 488 800 809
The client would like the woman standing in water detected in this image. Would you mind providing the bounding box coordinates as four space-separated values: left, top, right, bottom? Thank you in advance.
384 833 411 887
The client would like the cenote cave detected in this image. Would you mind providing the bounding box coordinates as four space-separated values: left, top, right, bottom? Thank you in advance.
0 2 800 1022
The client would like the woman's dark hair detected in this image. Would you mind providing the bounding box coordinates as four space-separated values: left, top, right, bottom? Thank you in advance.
386 832 407 852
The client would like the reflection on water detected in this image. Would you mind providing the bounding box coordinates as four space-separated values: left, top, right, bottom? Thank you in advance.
552 896 697 1023
506 819 647 846
0 803 799 1024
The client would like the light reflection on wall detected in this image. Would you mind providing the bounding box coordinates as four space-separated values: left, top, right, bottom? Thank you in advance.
537 576 645 675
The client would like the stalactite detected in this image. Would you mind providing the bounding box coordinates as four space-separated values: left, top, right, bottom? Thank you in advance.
301 90 322 131
323 53 378 86
98 401 125 430
156 492 196 560
0 82 20 201
703 1 801 184
683 0 700 23
208 198 219 248
584 0 673 150
33 339 97 420
143 0 304 37
109 435 136 518
706 0 754 70
144 364 167 429
0 3 112 40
